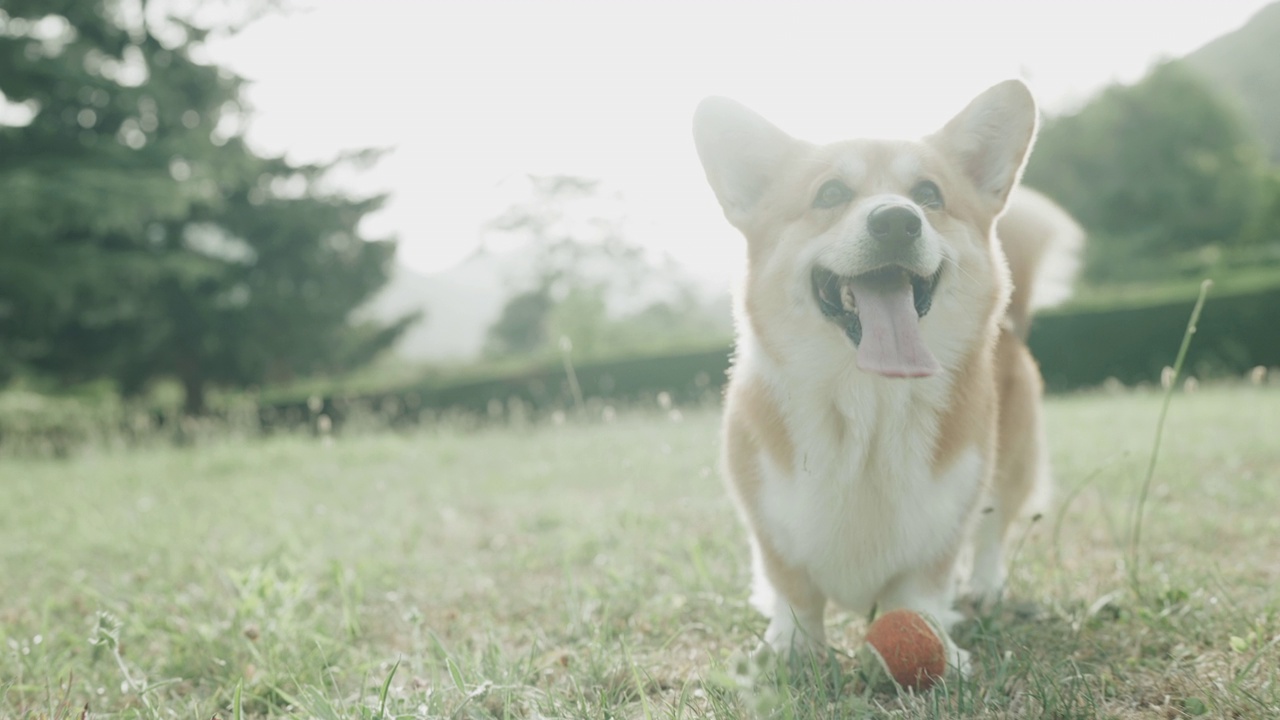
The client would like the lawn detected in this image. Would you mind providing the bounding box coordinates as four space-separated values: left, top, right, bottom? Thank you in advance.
2 383 1278 719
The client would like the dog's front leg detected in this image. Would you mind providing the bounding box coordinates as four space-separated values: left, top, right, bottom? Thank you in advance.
873 552 971 677
752 539 827 657
762 596 826 658
967 498 1009 608
968 330 1053 609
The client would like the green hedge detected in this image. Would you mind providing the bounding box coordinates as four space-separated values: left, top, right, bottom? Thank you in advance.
261 347 733 430
268 282 1278 428
10 284 1272 450
1029 283 1279 391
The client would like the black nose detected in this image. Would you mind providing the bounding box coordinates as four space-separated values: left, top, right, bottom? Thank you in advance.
867 204 922 243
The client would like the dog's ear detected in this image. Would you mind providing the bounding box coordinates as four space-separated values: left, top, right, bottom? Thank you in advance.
931 80 1038 212
693 97 797 229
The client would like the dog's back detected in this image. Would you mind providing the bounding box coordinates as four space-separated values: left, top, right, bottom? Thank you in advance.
997 186 1085 337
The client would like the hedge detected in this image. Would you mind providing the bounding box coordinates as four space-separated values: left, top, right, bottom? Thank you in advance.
264 281 1278 430
261 347 734 430
1029 283 1279 391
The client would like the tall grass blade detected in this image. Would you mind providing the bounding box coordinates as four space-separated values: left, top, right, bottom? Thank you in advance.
232 679 244 720
377 657 400 719
1127 279 1211 593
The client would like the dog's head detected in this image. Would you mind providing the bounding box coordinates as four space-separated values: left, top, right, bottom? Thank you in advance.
693 81 1037 378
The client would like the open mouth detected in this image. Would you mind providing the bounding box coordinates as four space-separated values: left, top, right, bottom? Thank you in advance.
810 264 943 377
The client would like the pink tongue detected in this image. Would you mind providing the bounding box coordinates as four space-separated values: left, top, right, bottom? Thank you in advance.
848 273 940 378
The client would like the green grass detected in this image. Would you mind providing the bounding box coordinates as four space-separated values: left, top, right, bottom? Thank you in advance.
2 383 1279 718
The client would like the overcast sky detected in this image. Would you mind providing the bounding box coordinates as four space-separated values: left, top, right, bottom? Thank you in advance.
204 0 1273 284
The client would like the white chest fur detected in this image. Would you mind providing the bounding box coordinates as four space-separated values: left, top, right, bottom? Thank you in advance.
745 346 985 614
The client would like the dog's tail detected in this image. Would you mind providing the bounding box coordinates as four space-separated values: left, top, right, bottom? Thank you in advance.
997 186 1085 338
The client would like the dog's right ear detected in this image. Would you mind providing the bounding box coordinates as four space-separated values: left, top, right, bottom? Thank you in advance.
693 97 797 230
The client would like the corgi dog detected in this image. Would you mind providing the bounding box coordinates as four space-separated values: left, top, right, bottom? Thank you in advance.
692 80 1083 672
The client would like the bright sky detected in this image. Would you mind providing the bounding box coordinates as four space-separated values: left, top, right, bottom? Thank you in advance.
205 0 1273 285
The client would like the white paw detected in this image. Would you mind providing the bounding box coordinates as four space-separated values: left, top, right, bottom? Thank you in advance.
931 606 966 632
946 639 973 680
965 567 1006 613
761 623 826 659
914 610 971 680
761 598 826 659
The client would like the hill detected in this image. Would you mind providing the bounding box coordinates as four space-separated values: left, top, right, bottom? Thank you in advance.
363 249 733 361
360 251 519 361
1184 1 1280 160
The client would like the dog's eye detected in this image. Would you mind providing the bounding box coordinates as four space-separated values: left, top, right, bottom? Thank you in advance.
813 180 854 209
911 180 944 209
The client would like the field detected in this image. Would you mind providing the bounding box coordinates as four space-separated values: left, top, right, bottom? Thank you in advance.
2 383 1279 719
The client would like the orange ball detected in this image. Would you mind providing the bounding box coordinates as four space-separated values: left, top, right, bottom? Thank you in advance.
859 609 948 692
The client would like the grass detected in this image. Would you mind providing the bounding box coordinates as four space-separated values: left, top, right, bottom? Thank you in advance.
2 383 1279 719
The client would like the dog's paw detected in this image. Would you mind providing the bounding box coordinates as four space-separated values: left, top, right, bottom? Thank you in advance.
961 574 1006 616
749 636 834 682
742 642 778 677
946 639 973 680
757 630 826 662
932 605 967 631
760 608 826 660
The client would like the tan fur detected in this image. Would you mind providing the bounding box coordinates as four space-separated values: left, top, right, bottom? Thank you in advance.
693 81 1082 665
722 382 824 627
730 376 795 472
991 328 1048 535
998 187 1086 337
931 339 997 495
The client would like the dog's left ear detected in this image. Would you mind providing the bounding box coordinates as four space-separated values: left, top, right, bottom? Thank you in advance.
931 80 1038 213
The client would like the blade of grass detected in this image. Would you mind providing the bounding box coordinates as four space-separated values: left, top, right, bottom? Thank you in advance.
377 657 400 719
623 643 654 720
1127 279 1211 594
559 336 586 417
446 657 465 693
232 679 244 720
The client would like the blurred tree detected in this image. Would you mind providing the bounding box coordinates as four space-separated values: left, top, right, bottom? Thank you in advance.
482 175 644 358
482 175 729 360
1248 170 1280 244
1025 60 1269 280
0 0 416 412
484 287 555 357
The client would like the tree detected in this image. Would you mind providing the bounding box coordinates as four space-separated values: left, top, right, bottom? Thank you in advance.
1248 169 1280 244
1 0 225 383
483 287 555 358
482 175 646 358
1025 60 1269 279
0 1 416 412
481 175 730 361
